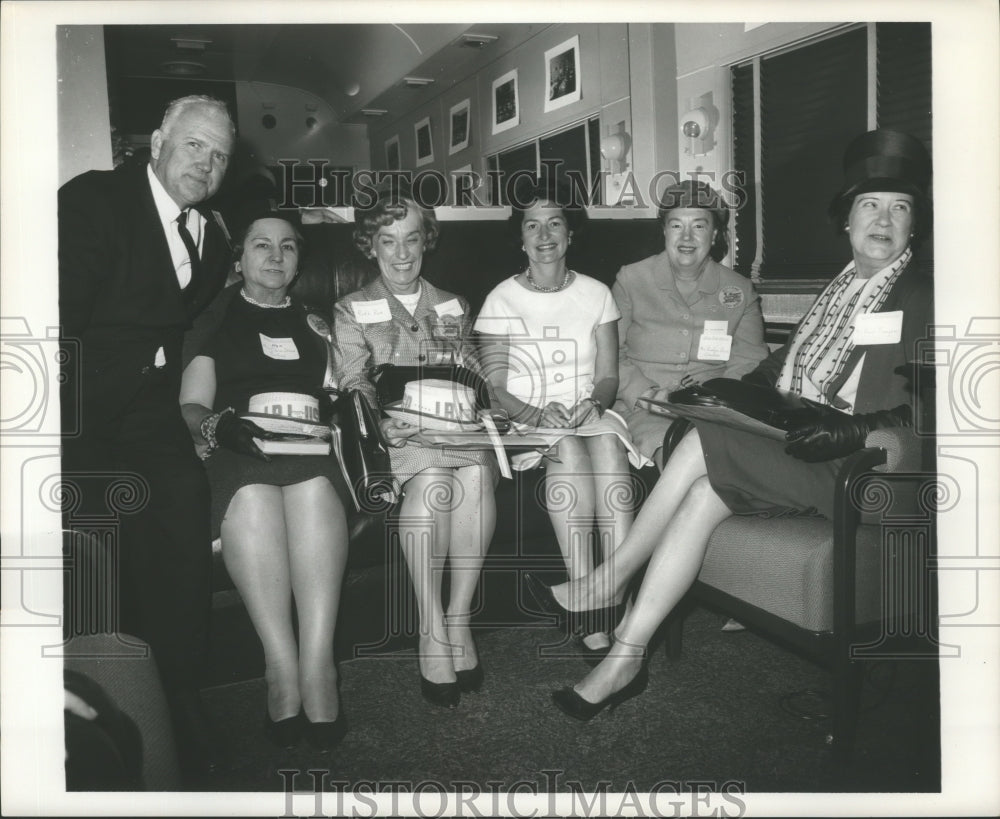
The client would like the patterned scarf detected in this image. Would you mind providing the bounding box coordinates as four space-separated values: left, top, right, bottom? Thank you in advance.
777 247 911 404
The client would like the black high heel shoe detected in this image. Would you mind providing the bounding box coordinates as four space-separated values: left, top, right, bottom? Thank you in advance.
455 662 484 693
265 710 303 749
551 662 649 721
304 714 348 753
420 675 460 708
523 573 625 635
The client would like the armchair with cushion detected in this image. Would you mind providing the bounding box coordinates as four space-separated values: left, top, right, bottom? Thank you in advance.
661 417 940 759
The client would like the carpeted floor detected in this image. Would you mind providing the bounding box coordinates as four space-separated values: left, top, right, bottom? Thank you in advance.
199 606 939 794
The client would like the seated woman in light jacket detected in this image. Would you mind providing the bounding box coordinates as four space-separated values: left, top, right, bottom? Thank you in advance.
332 188 497 709
613 180 769 468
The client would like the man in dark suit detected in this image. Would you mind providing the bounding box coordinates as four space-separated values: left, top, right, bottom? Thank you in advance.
59 95 235 784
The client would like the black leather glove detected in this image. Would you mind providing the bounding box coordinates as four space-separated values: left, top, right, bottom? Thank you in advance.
214 413 277 461
740 368 775 388
784 400 912 463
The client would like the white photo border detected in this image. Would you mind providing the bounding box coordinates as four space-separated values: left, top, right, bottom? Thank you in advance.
414 116 433 167
384 133 400 170
491 68 520 135
543 34 582 112
449 98 471 155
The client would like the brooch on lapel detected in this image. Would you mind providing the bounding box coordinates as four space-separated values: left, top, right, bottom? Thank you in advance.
431 314 462 341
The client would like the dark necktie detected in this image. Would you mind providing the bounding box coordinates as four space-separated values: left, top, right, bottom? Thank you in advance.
176 209 202 296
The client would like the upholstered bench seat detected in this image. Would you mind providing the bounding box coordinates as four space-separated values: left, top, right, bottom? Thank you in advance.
697 516 884 633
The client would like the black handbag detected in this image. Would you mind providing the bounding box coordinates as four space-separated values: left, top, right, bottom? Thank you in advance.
332 389 400 513
667 377 822 432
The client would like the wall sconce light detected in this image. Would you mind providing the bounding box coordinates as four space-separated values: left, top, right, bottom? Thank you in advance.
681 108 710 139
680 93 718 157
600 128 632 174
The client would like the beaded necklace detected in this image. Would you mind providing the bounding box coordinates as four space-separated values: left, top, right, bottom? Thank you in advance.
241 288 291 309
525 268 572 292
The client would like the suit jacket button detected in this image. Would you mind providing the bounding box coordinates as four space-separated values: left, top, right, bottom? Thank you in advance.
418 354 427 361
410 324 419 332
140 365 151 375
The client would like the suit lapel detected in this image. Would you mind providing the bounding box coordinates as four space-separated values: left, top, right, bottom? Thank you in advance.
133 168 184 302
187 208 231 317
822 263 912 404
368 277 427 328
412 280 440 323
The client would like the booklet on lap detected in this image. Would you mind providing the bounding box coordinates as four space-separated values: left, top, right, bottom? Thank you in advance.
639 378 821 442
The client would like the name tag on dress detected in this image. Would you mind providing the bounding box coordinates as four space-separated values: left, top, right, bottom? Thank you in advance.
351 299 393 323
853 311 903 345
433 298 464 318
697 320 732 361
259 334 300 360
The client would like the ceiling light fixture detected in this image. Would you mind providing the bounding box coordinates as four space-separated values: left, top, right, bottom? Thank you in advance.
161 60 206 76
459 33 498 49
170 37 212 51
402 76 434 88
361 108 389 117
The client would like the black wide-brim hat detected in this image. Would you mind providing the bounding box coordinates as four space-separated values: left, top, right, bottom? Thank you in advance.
829 129 932 215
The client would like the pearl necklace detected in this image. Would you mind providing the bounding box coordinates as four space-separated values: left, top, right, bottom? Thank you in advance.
525 268 572 293
241 288 291 309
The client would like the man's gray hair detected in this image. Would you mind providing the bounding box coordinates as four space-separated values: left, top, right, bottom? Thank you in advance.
158 95 235 137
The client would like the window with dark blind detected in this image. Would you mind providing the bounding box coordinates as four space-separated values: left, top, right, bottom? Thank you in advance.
731 23 932 285
877 23 933 149
488 116 602 205
731 62 757 277
877 23 934 279
760 28 867 280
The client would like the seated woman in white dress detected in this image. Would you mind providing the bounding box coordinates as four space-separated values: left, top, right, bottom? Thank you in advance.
475 176 649 657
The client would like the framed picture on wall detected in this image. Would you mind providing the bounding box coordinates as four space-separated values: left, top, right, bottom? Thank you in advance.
544 35 582 112
491 69 519 135
385 135 400 170
449 99 471 155
414 117 433 167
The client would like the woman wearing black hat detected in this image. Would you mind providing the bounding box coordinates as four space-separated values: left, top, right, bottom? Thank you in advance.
611 179 769 469
525 129 933 720
179 208 352 751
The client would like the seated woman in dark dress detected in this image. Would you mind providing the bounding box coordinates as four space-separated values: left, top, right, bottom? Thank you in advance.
180 207 350 751
525 129 934 720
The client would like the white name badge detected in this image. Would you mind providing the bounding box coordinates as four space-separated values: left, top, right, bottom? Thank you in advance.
259 334 300 360
853 311 903 345
697 319 732 361
351 298 393 323
697 333 733 361
433 298 464 318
